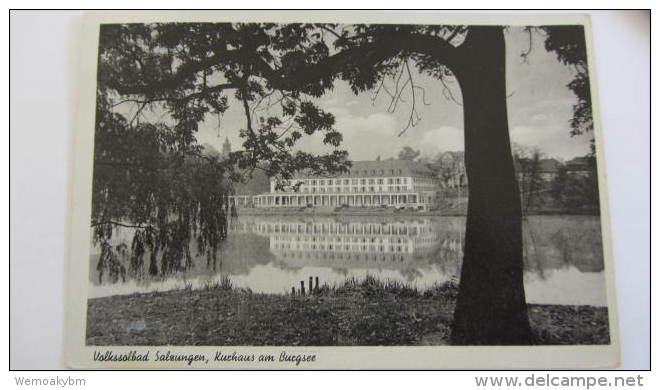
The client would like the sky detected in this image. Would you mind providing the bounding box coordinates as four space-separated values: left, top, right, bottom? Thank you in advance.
193 27 594 162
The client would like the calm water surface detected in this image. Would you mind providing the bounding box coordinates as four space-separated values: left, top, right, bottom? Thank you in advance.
89 214 607 306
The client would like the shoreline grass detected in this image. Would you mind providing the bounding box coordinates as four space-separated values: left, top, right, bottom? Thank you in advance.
86 277 610 346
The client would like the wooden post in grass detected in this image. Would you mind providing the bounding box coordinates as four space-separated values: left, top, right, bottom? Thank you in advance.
309 277 313 294
292 287 296 296
300 281 305 296
315 277 319 293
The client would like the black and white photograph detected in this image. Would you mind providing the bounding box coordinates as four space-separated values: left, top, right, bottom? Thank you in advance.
59 11 623 369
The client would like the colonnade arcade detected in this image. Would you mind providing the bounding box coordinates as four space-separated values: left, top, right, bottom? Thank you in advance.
248 192 423 208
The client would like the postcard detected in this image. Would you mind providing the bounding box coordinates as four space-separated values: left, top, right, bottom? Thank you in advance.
65 11 619 369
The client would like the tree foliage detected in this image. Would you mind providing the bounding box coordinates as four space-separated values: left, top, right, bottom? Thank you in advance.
515 150 545 213
541 26 593 137
550 158 600 211
397 146 421 161
93 92 231 279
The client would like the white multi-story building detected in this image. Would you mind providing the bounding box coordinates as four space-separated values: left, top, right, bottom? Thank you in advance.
245 160 440 211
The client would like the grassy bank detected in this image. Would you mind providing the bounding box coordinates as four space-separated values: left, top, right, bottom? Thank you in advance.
86 278 610 346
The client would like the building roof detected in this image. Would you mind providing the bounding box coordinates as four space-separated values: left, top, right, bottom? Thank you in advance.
566 156 594 171
515 158 562 173
294 159 435 179
538 158 561 173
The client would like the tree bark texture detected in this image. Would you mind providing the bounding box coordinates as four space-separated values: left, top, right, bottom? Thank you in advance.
449 26 533 345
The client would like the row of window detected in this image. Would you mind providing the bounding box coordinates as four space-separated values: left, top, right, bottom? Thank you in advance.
349 168 403 176
273 242 410 253
300 185 411 193
412 177 437 184
256 223 423 235
273 235 410 244
282 177 410 186
279 251 409 263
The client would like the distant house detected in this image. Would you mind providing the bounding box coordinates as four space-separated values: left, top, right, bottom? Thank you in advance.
566 156 595 177
538 159 562 181
515 158 562 182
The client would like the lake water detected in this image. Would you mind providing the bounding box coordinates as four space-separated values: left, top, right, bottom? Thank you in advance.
88 214 608 306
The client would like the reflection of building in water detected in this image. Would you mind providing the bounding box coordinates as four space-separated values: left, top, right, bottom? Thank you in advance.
230 160 441 211
230 217 464 270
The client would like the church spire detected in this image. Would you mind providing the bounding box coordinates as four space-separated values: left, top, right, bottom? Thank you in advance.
222 137 231 158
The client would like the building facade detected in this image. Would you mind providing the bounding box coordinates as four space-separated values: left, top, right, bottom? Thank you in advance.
242 160 440 211
565 156 596 178
515 157 562 183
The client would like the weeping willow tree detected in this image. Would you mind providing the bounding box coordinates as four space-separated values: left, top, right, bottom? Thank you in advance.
92 23 352 282
92 90 234 281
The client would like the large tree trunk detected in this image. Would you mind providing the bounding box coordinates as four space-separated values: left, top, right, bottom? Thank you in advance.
449 26 533 345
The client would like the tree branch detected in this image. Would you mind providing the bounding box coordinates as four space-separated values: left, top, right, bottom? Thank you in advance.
110 83 238 103
108 30 460 98
398 60 422 136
